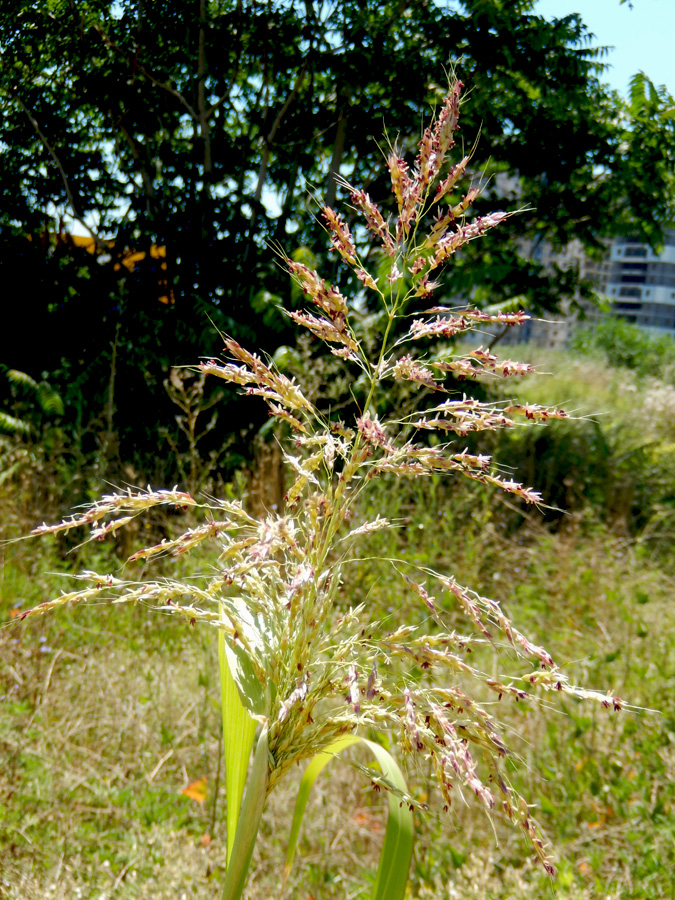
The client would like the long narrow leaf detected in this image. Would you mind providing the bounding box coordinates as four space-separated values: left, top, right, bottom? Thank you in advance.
283 736 414 900
283 734 359 885
364 738 414 900
221 725 269 900
219 626 258 863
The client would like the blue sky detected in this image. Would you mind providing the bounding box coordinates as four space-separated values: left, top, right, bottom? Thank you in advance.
535 0 675 97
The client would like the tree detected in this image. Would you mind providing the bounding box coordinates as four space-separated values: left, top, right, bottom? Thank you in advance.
1 0 674 477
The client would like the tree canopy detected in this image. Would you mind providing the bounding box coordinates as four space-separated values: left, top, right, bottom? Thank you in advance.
1 0 674 478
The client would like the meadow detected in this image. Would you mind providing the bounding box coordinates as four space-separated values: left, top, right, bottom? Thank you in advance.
2 343 674 900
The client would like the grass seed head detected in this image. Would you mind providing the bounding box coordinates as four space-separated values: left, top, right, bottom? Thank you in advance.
23 78 616 879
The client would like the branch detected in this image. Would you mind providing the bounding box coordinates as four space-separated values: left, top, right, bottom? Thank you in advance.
197 0 212 175
253 60 309 204
206 0 244 120
487 324 511 351
12 90 105 250
115 117 158 212
325 108 348 208
92 23 199 122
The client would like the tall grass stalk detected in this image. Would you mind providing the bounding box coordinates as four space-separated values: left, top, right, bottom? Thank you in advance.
17 80 623 897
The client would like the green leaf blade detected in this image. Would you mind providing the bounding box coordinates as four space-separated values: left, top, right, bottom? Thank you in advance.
283 735 360 884
220 725 269 900
361 738 414 900
219 627 258 864
283 736 414 900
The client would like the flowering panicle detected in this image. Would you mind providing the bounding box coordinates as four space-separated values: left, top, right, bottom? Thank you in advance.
412 273 442 298
287 310 359 353
24 79 618 884
410 396 518 433
424 208 458 249
402 307 529 344
341 515 391 542
406 315 472 341
415 128 437 191
434 155 471 203
322 206 357 265
444 307 530 326
392 354 442 390
285 258 364 354
433 79 463 168
400 182 423 234
330 346 361 362
428 357 481 380
356 410 396 453
367 440 545 505
355 267 379 292
430 212 510 268
31 486 196 538
432 705 495 810
346 186 396 257
202 339 312 414
286 261 349 321
387 153 412 214
429 349 536 380
403 689 423 751
127 519 238 561
268 403 307 433
450 186 481 220
504 403 569 421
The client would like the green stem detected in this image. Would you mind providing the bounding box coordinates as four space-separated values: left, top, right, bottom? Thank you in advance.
314 295 401 574
220 726 270 900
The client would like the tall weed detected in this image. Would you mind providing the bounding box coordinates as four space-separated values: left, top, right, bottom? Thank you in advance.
13 80 624 897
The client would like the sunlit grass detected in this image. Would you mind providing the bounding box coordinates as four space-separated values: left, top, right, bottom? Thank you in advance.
2 483 674 898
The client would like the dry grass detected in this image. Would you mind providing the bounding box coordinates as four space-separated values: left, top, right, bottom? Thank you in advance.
0 599 394 900
3 514 675 899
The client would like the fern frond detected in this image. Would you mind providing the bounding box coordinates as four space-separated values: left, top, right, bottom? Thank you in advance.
0 411 31 437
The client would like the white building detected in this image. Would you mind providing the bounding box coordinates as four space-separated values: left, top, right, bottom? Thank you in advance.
603 230 675 332
496 230 675 348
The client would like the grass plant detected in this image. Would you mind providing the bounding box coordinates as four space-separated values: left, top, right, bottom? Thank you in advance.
3 509 674 899
3 81 635 897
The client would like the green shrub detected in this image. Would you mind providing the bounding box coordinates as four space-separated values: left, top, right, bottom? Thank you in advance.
570 316 675 378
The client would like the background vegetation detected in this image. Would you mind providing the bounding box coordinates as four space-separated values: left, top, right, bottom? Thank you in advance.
2 0 675 489
2 339 675 899
3 1 675 897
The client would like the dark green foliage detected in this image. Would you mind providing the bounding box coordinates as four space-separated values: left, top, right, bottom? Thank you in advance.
2 0 675 478
0 366 63 436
